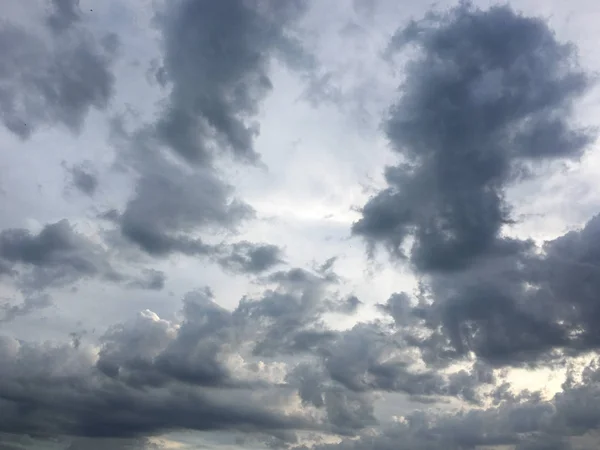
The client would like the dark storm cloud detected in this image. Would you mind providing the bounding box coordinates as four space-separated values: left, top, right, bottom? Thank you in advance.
379 212 600 368
218 241 284 274
353 2 594 273
0 289 335 443
0 336 315 443
154 0 309 165
0 5 116 139
96 291 238 388
67 163 99 196
0 273 519 445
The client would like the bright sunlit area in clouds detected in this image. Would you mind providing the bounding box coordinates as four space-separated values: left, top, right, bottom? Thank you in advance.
3 0 600 449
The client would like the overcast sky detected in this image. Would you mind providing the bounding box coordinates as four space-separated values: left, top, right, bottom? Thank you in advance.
3 0 600 449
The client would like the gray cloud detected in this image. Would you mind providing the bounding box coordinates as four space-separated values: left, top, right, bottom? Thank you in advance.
377 211 600 368
106 0 311 264
353 2 594 273
0 219 117 290
287 363 377 436
96 290 236 388
0 220 166 296
235 267 345 356
1 284 349 443
154 0 309 165
219 241 285 274
110 121 248 253
126 269 166 291
0 3 116 139
345 2 600 373
0 275 499 446
107 119 254 261
67 163 99 196
0 294 52 323
47 0 81 33
0 335 314 443
5 0 600 448
304 358 600 450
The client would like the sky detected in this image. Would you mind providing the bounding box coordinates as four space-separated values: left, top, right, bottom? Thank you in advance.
3 0 600 449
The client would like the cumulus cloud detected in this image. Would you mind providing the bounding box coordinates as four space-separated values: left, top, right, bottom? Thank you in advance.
0 334 314 443
0 272 501 446
345 2 600 375
353 2 594 273
411 213 600 367
305 357 600 450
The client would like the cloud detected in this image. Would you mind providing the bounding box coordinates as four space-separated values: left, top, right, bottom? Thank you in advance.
353 2 594 273
67 163 99 196
0 294 52 323
342 1 600 374
47 0 81 33
0 2 116 138
218 241 285 274
0 220 166 295
5 0 600 448
0 219 117 290
126 269 166 291
0 275 499 446
154 0 309 165
105 0 312 265
114 161 252 256
304 358 600 450
96 292 235 388
0 335 315 443
374 210 600 369
0 289 328 444
235 267 345 356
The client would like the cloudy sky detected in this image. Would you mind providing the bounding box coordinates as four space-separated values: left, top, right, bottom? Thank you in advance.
3 0 600 449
